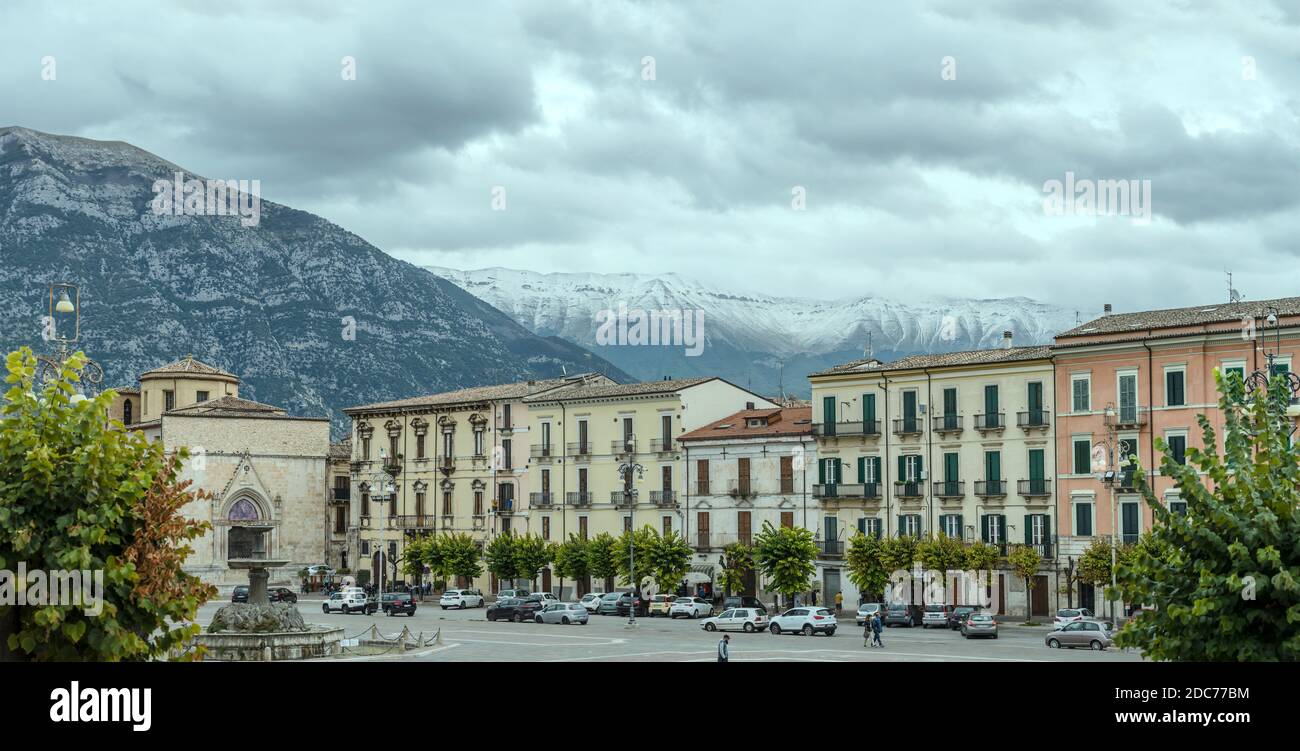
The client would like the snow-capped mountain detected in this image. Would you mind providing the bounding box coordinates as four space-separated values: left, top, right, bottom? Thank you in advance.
425 266 1078 396
0 127 630 437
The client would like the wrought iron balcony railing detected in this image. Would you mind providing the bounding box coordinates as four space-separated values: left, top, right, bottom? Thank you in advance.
933 480 965 499
974 480 1008 497
973 413 1005 431
932 415 963 435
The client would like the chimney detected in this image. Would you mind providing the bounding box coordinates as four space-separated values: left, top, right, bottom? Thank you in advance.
1103 303 1113 316
1002 330 1013 349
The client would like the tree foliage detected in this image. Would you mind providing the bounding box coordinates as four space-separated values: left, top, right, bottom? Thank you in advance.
1115 369 1300 660
1007 544 1042 623
752 521 817 601
718 541 754 596
615 525 659 589
917 533 967 590
513 534 552 591
646 530 692 594
845 533 889 601
0 348 215 661
586 532 619 587
484 532 519 585
964 541 1000 589
436 532 482 585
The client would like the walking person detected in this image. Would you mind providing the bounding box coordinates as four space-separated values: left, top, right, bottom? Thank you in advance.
863 616 873 648
717 634 730 663
871 611 884 647
835 590 844 615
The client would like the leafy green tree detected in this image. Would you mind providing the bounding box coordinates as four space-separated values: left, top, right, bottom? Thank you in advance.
845 533 889 603
586 532 619 592
1007 544 1043 623
718 542 754 596
752 521 817 606
0 348 216 661
513 534 553 593
438 532 483 588
484 532 519 589
1115 369 1300 660
917 533 967 599
616 525 659 591
647 530 692 595
402 535 434 582
964 541 1000 591
879 535 919 602
552 535 590 597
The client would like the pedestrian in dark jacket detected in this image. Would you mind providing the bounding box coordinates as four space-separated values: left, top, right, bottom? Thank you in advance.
871 612 884 647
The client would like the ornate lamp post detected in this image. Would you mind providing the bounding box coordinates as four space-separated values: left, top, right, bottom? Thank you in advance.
1246 306 1300 431
617 454 644 627
36 283 103 394
1093 403 1121 624
351 448 400 595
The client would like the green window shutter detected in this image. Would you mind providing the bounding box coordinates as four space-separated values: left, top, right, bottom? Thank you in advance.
857 456 866 484
897 455 906 481
897 515 905 536
863 393 876 424
822 396 836 435
1073 440 1089 474
984 384 998 415
857 517 866 535
833 458 842 484
981 515 990 542
818 459 826 485
944 452 959 482
954 514 963 538
1029 449 1044 481
1028 381 1042 413
1024 515 1033 545
916 455 924 478
998 515 1008 543
943 388 957 414
985 451 1001 481
1076 504 1092 536
872 456 882 483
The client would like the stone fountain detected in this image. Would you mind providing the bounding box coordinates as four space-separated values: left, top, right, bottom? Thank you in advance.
197 524 343 660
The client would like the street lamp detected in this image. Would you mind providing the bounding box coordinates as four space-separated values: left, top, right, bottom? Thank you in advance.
352 447 399 596
1094 403 1121 624
37 282 104 393
617 455 644 627
1245 306 1300 424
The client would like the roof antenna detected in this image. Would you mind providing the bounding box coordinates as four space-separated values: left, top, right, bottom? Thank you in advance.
1227 270 1242 303
863 332 873 359
777 358 786 401
1075 311 1081 326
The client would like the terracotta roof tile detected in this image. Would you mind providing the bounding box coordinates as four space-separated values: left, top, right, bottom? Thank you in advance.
141 355 238 380
345 374 603 412
526 377 716 402
166 395 286 416
812 346 1051 377
1057 296 1300 338
679 407 813 441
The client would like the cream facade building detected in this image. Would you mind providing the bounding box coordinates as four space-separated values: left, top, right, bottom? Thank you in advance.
342 374 615 591
808 336 1061 617
522 378 776 597
676 406 813 601
117 356 329 591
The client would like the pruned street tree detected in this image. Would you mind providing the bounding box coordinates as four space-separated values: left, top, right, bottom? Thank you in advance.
845 533 889 604
752 521 817 608
1007 544 1043 624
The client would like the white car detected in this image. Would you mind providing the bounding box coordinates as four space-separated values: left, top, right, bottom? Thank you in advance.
701 608 767 633
306 564 336 577
535 592 559 605
669 596 713 619
323 591 373 615
440 588 485 609
1053 608 1094 629
579 592 605 613
768 607 838 636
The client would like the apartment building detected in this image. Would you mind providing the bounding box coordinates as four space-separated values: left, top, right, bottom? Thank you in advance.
326 439 352 572
523 378 776 596
676 406 813 600
1053 297 1300 613
808 335 1060 616
342 374 613 590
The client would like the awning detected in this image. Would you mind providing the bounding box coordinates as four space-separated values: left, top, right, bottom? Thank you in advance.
686 564 715 582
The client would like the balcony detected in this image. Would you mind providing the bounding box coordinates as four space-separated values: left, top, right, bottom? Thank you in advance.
973 413 1006 433
530 444 556 461
892 418 924 438
812 420 882 438
530 492 554 507
567 442 593 458
813 483 881 500
932 414 963 436
933 480 965 499
331 486 351 502
393 515 435 529
1105 408 1148 429
817 540 844 558
1031 539 1054 558
566 492 593 508
612 439 637 456
894 480 924 499
494 500 516 516
650 438 675 455
650 490 677 507
611 490 637 508
974 480 1008 498
438 456 455 473
694 533 752 552
1017 410 1051 431
497 421 515 434
1017 479 1052 499
727 479 756 500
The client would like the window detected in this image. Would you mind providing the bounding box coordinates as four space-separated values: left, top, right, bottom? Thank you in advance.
1118 371 1138 423
623 516 632 533
1121 501 1141 544
334 506 346 534
1071 374 1090 412
579 516 588 540
984 451 1001 481
122 399 133 424
441 491 451 516
415 491 425 518
474 490 483 516
502 439 512 469
661 414 672 447
163 390 175 412
542 517 550 540
541 422 551 451
577 419 588 452
362 435 371 460
1072 436 1091 475
697 459 710 494
781 511 794 529
860 517 882 539
1222 360 1246 382
983 384 999 426
1026 513 1048 546
1166 432 1187 465
940 514 963 539
501 403 512 430
1168 499 1187 516
1165 367 1186 407
361 540 370 556
361 492 370 517
416 433 426 460
195 390 209 403
779 455 794 494
662 516 672 536
1073 501 1093 536
473 429 484 456
898 514 921 537
389 434 399 461
981 514 1005 545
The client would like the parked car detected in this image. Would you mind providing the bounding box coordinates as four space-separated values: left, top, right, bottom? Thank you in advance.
535 592 559 605
921 604 953 629
769 607 837 636
440 588 485 609
322 592 348 613
231 585 250 603
1045 620 1112 650
647 594 677 616
331 591 376 615
536 602 590 625
306 565 336 577
855 602 884 626
883 603 922 627
487 598 530 622
721 596 767 614
614 592 642 617
268 587 298 604
961 612 999 639
382 592 417 616
579 592 606 613
701 608 767 633
669 596 713 619
496 589 531 601
948 606 979 630
596 592 626 616
1053 608 1113 631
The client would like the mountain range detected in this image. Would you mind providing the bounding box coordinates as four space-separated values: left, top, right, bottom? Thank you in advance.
425 266 1079 397
0 127 631 437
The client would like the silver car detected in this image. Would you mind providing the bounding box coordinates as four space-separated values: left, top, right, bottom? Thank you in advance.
1045 620 1112 650
960 612 998 639
535 602 589 625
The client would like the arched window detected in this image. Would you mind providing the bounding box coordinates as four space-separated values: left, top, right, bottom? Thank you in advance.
123 399 133 425
228 498 259 521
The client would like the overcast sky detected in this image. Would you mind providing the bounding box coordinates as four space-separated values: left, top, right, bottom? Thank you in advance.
3 0 1297 312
